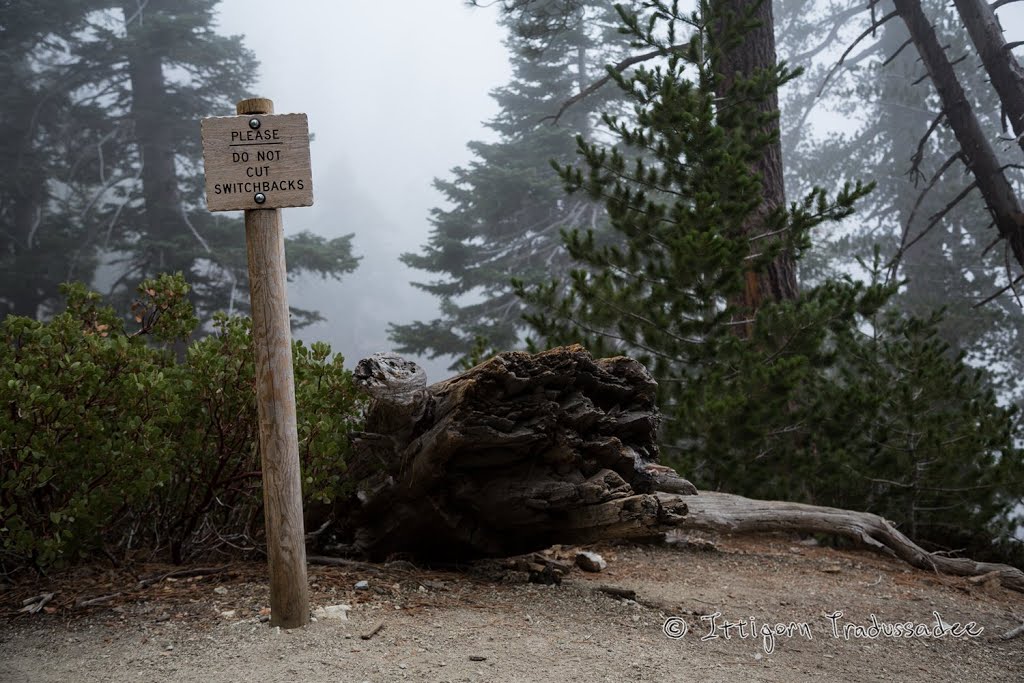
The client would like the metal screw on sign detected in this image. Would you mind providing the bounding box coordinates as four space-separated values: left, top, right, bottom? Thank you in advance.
254 192 267 204
249 117 261 130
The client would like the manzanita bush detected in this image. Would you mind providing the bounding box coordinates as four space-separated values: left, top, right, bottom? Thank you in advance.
0 274 365 573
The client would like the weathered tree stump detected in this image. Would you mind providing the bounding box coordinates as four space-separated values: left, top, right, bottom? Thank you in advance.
332 345 695 560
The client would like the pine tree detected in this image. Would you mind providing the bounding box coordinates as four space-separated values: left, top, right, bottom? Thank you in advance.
104 0 359 324
520 0 1023 560
777 0 1024 401
0 0 118 318
389 1 628 367
518 0 872 476
1 1 359 326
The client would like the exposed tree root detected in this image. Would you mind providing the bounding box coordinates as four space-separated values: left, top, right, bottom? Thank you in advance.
665 490 1024 593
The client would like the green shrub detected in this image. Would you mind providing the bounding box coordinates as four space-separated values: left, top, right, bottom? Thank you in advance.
0 274 364 572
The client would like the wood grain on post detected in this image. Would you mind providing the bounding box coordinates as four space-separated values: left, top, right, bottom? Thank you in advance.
237 97 309 628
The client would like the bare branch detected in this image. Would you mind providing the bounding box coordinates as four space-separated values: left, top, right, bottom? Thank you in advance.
907 151 965 225
973 273 1024 307
542 46 686 124
787 5 864 64
888 151 964 282
894 0 1024 270
881 37 915 67
815 10 899 98
908 111 948 184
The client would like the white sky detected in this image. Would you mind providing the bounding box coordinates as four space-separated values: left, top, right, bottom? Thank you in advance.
215 1 512 381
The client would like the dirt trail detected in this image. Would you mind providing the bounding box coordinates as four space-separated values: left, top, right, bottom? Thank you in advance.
2 534 1022 682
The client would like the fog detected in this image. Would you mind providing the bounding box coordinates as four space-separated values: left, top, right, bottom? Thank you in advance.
216 1 512 382
213 1 1024 384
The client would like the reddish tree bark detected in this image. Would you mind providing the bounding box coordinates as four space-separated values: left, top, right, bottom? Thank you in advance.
714 0 799 310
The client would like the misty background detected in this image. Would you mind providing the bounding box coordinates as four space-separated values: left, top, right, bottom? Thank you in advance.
215 1 511 382
213 1 1024 383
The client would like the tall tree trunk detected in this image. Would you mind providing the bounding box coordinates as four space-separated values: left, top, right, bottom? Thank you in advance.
714 0 798 309
892 0 1024 270
122 0 186 275
952 0 1024 157
7 174 47 318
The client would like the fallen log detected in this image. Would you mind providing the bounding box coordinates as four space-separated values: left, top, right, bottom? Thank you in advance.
332 345 695 559
328 346 1024 593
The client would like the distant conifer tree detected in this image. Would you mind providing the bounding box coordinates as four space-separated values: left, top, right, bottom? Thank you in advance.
389 1 628 368
0 0 359 325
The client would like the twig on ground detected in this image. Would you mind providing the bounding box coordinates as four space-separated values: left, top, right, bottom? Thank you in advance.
19 593 55 614
75 592 122 608
1001 620 1024 641
307 556 383 573
595 585 637 601
137 565 230 588
361 620 385 640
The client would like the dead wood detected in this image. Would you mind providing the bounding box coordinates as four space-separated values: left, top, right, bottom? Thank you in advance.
334 345 694 560
136 565 230 588
1002 620 1024 640
594 585 637 601
360 620 385 640
75 592 122 608
331 346 1022 593
18 593 54 614
668 491 1024 593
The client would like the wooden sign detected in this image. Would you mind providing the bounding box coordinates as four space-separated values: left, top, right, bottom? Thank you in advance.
202 97 310 629
201 112 313 211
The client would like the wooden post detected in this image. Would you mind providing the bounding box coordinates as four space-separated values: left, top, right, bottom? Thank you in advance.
237 96 309 628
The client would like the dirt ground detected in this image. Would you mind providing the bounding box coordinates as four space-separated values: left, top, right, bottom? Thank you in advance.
2 533 1022 683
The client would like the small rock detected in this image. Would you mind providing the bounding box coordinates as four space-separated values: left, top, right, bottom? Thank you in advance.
313 605 351 621
754 652 763 661
213 586 229 595
821 565 842 574
576 551 607 573
469 655 487 662
165 644 174 651
219 610 236 619
354 580 370 591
